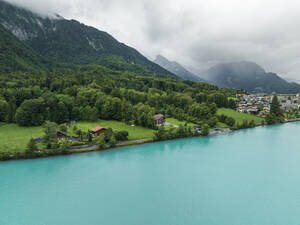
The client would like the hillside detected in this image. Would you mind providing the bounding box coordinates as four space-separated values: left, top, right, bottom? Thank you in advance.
204 61 300 94
0 23 48 74
0 0 174 76
154 55 205 82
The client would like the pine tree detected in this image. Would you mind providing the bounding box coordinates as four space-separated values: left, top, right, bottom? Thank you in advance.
26 138 38 154
270 96 283 117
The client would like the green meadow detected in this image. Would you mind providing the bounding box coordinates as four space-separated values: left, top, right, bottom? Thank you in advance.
217 108 264 125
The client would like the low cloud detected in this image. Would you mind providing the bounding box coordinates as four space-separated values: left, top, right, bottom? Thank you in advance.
5 0 300 81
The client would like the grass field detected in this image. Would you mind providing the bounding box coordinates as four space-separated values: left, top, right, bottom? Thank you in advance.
0 123 43 153
0 120 155 153
166 118 196 127
67 120 155 140
217 108 264 125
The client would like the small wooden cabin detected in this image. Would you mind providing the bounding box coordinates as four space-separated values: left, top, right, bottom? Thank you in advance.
56 131 68 140
154 114 165 126
90 126 107 137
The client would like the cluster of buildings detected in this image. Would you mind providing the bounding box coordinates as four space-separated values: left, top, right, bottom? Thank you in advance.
236 94 300 116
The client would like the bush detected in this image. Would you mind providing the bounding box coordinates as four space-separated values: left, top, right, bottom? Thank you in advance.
201 124 210 136
114 130 129 141
59 124 67 133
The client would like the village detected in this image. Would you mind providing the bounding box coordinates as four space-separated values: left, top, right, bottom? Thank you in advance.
236 94 300 117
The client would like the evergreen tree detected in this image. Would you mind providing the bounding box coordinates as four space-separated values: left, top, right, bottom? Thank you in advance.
26 138 38 154
201 124 210 136
270 96 283 117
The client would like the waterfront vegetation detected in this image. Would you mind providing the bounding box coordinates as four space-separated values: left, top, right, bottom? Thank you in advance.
217 108 263 125
67 121 155 140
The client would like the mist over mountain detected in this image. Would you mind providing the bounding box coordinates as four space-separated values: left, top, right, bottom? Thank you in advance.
0 0 174 77
154 55 205 82
204 61 300 94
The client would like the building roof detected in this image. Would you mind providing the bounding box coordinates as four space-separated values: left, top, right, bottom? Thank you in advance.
90 126 107 133
154 114 165 120
56 130 67 136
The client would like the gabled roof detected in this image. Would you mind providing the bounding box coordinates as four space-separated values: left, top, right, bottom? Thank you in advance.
90 126 107 133
154 114 165 120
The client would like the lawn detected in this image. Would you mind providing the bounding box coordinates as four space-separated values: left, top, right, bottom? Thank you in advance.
68 120 155 140
217 108 264 125
166 118 196 127
0 123 43 153
0 120 155 153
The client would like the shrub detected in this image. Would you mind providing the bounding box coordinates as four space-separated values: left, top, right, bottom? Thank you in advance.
114 130 129 141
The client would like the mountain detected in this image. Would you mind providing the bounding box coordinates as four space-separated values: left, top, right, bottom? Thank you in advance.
0 23 48 74
154 55 205 82
204 61 300 94
0 0 174 76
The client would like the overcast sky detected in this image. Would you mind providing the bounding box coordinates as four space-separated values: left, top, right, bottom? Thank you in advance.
6 0 300 81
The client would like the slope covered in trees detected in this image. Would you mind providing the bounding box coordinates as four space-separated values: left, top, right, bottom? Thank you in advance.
0 24 48 74
0 61 239 128
0 0 174 77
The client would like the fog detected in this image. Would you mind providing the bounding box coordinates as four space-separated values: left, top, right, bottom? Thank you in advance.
5 0 300 81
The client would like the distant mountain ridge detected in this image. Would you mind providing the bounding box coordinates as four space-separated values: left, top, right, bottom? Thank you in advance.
0 0 174 77
204 61 300 94
154 55 205 82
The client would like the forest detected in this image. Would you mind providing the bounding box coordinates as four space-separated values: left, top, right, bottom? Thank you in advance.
0 62 240 129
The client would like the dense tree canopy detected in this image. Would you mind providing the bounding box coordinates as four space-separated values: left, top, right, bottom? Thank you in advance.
0 62 239 128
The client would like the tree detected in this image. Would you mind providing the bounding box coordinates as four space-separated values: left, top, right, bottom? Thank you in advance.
270 96 283 117
201 124 210 136
225 117 235 127
154 126 166 141
208 116 218 128
58 140 71 154
0 99 8 122
114 131 129 141
42 121 58 144
265 113 277 125
59 124 67 133
109 135 117 147
15 99 45 126
105 128 114 142
94 135 106 149
76 129 84 141
53 101 69 124
26 138 38 154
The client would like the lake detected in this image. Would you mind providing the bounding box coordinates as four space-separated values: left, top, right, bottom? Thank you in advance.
1 123 300 225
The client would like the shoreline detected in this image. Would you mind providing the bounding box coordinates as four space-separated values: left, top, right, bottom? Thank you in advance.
1 120 300 162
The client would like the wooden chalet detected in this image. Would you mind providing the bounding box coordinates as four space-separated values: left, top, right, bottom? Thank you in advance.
154 114 165 126
90 126 107 137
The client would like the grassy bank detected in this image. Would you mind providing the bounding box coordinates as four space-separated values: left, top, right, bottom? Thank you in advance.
217 108 264 125
67 120 155 140
0 120 155 153
0 123 43 153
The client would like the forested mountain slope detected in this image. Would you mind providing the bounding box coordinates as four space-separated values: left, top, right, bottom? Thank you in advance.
0 0 174 76
0 24 48 74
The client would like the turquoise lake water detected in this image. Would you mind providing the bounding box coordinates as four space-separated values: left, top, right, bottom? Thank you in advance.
1 123 300 225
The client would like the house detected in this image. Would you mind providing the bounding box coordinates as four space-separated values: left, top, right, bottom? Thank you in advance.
56 131 68 140
154 114 165 126
90 126 107 137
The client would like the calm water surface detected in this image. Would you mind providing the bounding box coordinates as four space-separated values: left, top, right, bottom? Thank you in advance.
1 123 300 225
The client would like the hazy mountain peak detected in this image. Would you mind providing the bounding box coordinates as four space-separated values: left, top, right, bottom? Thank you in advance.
205 61 300 94
154 55 205 82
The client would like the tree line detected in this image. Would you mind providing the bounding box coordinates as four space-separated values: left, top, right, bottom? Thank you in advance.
0 63 240 128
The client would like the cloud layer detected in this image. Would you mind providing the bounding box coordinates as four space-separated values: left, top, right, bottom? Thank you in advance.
5 0 300 81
